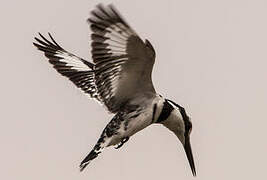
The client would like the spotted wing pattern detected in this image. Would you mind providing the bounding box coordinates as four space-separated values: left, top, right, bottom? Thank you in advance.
89 4 156 112
33 33 99 100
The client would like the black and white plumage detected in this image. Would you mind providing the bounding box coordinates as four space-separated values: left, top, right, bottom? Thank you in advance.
33 4 196 176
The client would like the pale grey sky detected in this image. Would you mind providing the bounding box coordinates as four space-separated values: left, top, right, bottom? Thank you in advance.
1 0 267 179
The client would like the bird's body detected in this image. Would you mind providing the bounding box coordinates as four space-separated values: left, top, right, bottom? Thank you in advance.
99 93 160 146
33 4 196 176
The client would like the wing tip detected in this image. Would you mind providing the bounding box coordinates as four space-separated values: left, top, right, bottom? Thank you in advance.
33 32 63 51
88 3 130 28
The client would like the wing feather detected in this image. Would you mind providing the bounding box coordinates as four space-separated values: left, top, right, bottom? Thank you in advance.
89 4 156 112
34 4 157 113
33 33 99 100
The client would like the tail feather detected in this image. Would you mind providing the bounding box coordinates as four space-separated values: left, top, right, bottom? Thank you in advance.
79 150 101 171
79 116 116 171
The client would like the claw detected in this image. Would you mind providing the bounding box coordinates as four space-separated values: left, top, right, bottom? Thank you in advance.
115 137 129 149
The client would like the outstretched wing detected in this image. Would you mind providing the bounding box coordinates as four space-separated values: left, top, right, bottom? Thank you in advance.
89 4 156 112
33 33 100 100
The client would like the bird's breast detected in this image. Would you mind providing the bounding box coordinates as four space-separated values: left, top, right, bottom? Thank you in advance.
122 107 153 137
122 94 164 137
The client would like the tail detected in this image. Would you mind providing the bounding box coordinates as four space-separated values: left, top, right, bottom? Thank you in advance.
79 133 109 171
79 149 101 171
79 117 115 171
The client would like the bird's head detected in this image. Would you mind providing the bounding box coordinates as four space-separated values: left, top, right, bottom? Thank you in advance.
161 99 196 176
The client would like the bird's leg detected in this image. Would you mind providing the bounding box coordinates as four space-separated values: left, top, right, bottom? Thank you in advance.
115 137 130 149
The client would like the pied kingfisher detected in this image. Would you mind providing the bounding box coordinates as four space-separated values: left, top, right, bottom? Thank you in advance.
33 4 196 176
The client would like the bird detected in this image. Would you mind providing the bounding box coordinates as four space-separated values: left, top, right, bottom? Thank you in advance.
33 4 196 176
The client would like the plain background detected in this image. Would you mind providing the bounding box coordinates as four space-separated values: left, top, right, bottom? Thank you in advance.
1 0 267 179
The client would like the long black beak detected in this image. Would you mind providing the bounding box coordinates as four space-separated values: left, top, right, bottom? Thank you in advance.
184 136 196 176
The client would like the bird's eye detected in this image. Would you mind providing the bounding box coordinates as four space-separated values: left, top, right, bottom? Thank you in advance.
189 125 192 134
188 122 192 134
185 117 192 135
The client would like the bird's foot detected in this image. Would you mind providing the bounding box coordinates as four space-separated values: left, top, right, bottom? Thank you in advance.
115 137 129 149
